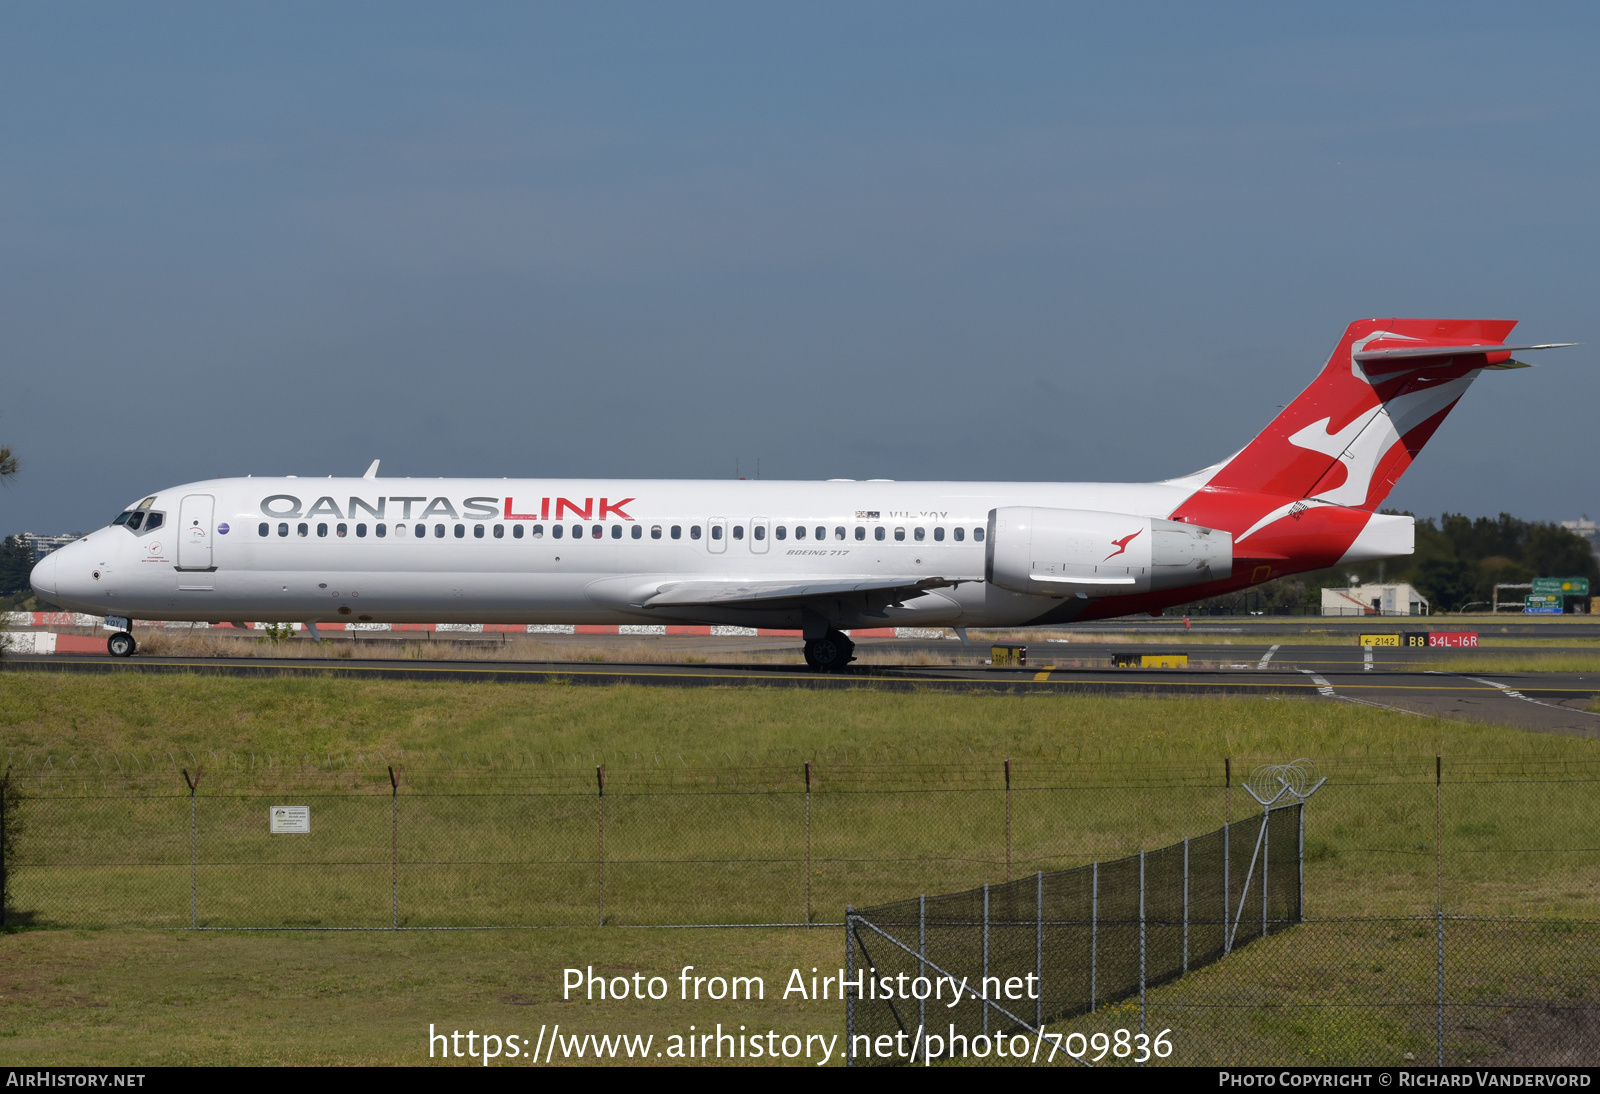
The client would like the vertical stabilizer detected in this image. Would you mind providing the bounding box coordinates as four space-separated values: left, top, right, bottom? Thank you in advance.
1173 318 1522 539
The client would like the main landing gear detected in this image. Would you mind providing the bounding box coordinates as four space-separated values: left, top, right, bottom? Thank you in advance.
107 631 137 658
803 629 856 673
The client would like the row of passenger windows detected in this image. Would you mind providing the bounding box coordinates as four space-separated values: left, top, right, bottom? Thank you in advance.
256 522 987 543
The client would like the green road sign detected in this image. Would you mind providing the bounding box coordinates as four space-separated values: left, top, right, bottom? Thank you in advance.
1532 577 1590 597
1525 594 1563 614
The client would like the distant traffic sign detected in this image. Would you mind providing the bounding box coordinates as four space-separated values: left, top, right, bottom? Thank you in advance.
1525 594 1563 615
1532 577 1589 597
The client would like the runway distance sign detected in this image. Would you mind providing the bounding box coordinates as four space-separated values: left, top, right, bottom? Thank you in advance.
270 806 310 834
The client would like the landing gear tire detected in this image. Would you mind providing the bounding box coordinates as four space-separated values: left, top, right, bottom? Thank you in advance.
803 630 856 673
107 631 137 658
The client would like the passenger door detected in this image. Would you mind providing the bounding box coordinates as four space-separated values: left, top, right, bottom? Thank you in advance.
177 494 216 571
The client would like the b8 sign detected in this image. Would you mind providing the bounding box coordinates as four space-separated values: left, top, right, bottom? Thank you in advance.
1428 632 1478 648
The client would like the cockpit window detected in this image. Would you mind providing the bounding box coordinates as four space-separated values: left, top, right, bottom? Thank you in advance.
137 497 157 509
118 509 164 533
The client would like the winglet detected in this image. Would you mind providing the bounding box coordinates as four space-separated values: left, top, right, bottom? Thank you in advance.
363 460 380 480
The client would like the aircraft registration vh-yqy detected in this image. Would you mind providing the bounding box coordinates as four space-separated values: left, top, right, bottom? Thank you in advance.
31 318 1574 670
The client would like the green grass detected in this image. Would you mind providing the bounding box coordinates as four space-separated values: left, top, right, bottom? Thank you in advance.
0 926 840 1066
4 673 1599 924
1 919 1590 1066
4 671 1596 763
4 674 1600 1065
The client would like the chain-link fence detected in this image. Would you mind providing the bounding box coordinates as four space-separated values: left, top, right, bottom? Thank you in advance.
0 753 1277 929
836 757 1600 1067
2 753 1596 928
846 803 1304 1063
5 753 1600 1063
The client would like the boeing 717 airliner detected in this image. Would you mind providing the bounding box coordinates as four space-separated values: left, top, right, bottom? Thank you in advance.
31 319 1572 670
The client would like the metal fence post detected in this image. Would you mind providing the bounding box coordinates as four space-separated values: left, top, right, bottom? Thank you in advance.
1262 806 1270 937
596 765 605 927
1090 861 1098 1012
388 765 399 930
982 883 990 1037
1035 870 1044 1029
1139 849 1146 1039
919 894 927 1048
846 905 856 1067
1004 759 1012 884
182 765 201 929
1223 758 1231 954
1436 755 1444 1067
1297 800 1305 922
1182 836 1189 974
805 761 812 926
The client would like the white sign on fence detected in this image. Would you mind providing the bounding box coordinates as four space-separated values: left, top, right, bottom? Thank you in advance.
269 806 310 834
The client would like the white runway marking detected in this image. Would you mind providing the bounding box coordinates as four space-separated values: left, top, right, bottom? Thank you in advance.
1298 668 1421 715
1363 648 1374 672
1298 667 1336 696
1256 644 1281 670
1457 675 1600 718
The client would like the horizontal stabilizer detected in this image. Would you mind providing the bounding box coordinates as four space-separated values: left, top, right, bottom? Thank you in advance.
1353 342 1576 362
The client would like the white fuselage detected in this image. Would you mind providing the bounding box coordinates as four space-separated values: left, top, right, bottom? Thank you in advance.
36 476 1203 630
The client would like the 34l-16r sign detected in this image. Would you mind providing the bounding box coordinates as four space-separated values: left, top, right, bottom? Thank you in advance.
1360 632 1477 647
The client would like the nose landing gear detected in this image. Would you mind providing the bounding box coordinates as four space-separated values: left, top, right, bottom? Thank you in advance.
803 629 856 673
107 631 137 657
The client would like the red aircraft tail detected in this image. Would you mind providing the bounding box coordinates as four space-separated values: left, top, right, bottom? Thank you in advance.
1171 317 1562 541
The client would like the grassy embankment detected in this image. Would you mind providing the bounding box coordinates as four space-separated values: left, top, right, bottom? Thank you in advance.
2 675 1597 1065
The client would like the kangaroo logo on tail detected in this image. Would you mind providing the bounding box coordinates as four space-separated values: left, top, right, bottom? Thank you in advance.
1168 318 1573 548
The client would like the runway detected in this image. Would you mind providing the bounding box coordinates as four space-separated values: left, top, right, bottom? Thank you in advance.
6 635 1600 738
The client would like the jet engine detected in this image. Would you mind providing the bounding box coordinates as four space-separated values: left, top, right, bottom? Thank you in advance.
986 507 1232 598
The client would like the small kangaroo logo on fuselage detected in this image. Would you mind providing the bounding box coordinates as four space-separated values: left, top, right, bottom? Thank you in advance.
1104 530 1142 561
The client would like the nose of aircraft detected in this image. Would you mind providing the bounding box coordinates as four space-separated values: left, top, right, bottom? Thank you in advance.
29 550 58 599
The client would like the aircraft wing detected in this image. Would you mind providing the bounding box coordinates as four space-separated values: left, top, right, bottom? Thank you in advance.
639 575 968 609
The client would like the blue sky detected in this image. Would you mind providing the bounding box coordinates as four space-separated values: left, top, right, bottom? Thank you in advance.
3 2 1597 532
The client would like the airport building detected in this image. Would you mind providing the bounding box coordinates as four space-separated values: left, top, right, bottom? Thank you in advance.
1321 582 1430 617
1561 517 1598 553
17 533 83 558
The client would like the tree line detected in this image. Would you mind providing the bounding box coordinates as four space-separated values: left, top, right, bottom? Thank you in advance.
1184 511 1599 616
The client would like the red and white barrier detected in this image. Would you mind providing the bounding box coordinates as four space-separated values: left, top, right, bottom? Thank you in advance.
2 611 956 649
2 631 109 654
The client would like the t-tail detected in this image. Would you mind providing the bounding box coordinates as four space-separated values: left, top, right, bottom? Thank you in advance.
1169 318 1574 574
